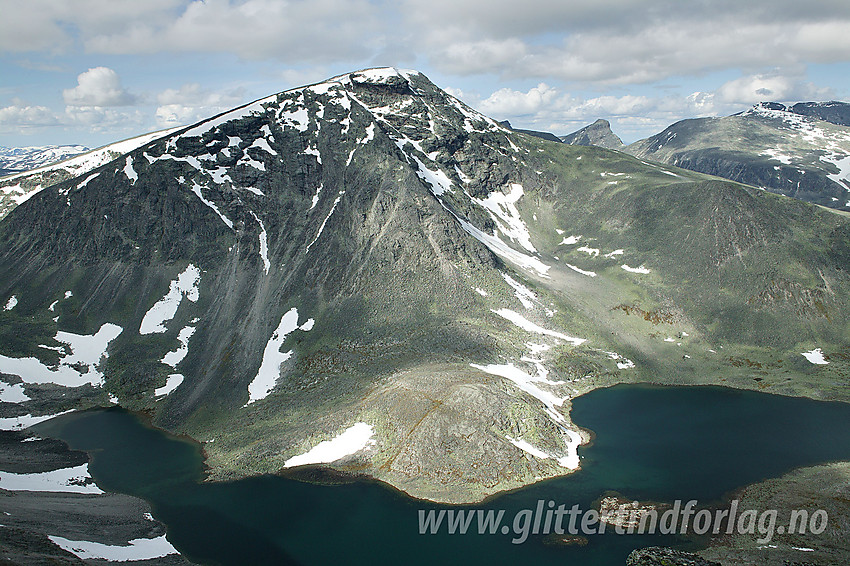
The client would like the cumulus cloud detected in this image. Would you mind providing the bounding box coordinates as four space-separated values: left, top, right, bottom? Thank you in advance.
0 99 145 138
479 83 559 116
4 0 849 89
713 74 832 105
0 102 61 130
154 83 246 127
478 85 654 124
62 106 146 132
63 67 137 107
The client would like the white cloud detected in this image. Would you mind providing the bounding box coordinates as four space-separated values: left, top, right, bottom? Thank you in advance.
63 67 137 107
401 1 850 85
714 73 832 105
156 83 244 106
0 0 182 52
473 71 836 143
479 83 558 116
62 106 146 131
83 0 382 63
0 103 61 129
277 67 334 90
154 83 246 128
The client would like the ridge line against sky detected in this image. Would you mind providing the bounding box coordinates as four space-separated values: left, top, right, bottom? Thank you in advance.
1 0 849 148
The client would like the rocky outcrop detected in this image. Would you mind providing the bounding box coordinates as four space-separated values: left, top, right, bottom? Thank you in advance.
560 119 624 149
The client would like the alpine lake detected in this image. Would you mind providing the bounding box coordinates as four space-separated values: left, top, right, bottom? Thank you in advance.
34 384 850 566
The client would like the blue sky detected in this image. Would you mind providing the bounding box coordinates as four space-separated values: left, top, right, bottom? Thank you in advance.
2 0 849 148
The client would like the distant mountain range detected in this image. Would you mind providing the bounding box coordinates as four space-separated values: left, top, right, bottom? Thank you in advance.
0 130 179 219
623 101 850 211
553 101 850 211
0 145 89 176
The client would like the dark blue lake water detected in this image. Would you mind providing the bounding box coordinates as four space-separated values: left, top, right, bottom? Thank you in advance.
39 384 850 565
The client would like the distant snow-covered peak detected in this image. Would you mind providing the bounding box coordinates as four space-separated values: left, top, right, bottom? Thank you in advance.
0 145 90 175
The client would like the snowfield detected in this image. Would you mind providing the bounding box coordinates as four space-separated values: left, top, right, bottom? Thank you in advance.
48 535 179 562
139 265 201 334
284 423 375 468
246 308 314 405
0 464 103 494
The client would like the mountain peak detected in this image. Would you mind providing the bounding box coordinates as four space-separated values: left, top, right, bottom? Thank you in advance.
560 118 624 149
744 100 850 128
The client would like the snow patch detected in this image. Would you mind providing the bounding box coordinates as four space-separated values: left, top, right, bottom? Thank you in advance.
471 362 567 409
801 348 829 365
246 308 312 405
249 211 270 274
502 273 536 309
577 246 600 257
123 156 138 184
455 214 551 277
0 411 74 431
139 264 201 334
160 326 195 367
0 464 102 494
558 429 582 469
0 381 29 403
0 324 122 387
492 308 585 345
250 137 277 155
76 172 100 191
760 148 793 165
309 183 323 210
454 165 472 184
506 436 549 459
621 264 651 274
607 351 635 369
48 535 179 562
565 263 597 277
409 153 454 195
154 374 184 397
473 183 536 253
189 181 234 229
306 190 344 252
284 423 375 468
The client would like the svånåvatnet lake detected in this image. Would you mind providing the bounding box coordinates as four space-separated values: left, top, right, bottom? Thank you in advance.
38 384 850 566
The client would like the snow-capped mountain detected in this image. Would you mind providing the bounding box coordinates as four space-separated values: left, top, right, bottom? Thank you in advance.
1 68 848 509
778 100 850 127
625 101 850 210
0 145 89 176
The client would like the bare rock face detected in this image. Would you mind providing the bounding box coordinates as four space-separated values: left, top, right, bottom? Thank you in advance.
560 119 625 150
